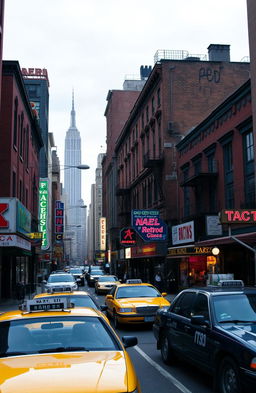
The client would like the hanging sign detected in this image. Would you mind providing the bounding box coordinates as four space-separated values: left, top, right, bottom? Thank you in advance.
39 179 49 250
132 210 168 241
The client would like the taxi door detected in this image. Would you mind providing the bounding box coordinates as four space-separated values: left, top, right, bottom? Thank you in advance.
184 293 213 372
105 285 117 317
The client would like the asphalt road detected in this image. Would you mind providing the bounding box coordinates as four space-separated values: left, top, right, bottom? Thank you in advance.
85 283 214 393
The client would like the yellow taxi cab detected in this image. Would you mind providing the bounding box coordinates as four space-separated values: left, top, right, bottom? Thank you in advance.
0 298 141 393
95 275 121 294
105 279 171 328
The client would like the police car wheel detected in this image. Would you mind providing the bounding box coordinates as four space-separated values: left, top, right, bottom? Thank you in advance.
160 334 173 365
218 356 241 393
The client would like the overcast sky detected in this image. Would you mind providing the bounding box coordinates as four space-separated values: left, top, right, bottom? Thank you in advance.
3 0 249 205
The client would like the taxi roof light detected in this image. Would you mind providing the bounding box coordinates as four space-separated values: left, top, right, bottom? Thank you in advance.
217 280 244 288
126 279 142 284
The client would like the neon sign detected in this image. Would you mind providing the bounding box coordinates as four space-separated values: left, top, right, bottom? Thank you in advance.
132 210 168 241
39 179 49 250
220 209 256 224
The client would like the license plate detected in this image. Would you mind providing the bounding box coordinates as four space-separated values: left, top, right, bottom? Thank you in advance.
144 316 154 322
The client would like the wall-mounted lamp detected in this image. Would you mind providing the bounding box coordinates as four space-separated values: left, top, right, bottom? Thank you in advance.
212 247 220 256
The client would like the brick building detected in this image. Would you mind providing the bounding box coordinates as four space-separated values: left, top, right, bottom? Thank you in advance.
174 79 254 287
103 45 250 284
0 61 43 299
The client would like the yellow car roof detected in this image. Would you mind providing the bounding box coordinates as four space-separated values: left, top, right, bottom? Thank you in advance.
118 282 155 288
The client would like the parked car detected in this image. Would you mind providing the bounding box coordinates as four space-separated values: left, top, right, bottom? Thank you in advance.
0 298 141 393
105 281 170 329
153 280 256 393
42 273 78 292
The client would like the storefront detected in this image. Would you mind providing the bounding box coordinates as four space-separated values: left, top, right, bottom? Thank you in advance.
167 245 218 290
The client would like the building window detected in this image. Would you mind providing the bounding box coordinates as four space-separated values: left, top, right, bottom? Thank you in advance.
13 97 18 147
152 96 155 115
245 131 254 162
141 113 144 129
223 142 234 208
19 112 24 158
146 106 149 123
157 88 161 107
148 179 153 207
12 172 16 197
183 167 190 217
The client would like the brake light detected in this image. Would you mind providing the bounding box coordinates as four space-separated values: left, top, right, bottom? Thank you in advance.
250 357 256 369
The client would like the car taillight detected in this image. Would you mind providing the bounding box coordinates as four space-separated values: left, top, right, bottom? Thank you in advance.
250 357 256 369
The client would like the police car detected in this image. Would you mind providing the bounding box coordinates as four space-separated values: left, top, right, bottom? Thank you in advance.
153 280 256 393
0 298 141 393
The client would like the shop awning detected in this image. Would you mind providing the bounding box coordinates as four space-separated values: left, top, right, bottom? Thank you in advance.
195 232 256 247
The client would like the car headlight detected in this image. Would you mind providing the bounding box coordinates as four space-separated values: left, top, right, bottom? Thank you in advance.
118 307 134 313
160 306 170 311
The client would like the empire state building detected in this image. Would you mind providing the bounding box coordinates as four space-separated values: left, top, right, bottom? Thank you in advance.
64 93 86 263
64 92 82 205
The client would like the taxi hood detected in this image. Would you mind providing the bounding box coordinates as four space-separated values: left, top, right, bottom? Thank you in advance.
220 323 256 349
117 297 169 307
0 351 131 393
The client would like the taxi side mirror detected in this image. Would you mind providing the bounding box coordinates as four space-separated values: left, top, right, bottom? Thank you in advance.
106 294 113 300
161 292 167 297
122 336 138 348
100 305 108 312
42 280 47 284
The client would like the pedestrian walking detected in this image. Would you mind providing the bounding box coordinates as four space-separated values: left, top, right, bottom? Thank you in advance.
154 271 163 292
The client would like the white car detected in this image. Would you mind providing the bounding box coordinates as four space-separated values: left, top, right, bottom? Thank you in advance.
42 273 78 292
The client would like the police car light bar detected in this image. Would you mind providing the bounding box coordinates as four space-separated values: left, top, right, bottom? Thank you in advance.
218 280 244 288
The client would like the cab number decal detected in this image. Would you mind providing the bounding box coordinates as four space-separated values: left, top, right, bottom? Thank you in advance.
194 331 206 347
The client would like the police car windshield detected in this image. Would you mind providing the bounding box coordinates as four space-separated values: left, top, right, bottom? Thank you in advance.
213 293 256 323
48 274 75 283
0 316 119 357
116 285 161 299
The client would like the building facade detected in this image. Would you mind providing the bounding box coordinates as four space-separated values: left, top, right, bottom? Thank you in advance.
103 45 250 284
175 79 254 286
0 61 43 299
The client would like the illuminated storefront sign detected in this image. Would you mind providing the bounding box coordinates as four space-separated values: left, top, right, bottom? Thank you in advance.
168 246 214 257
172 221 194 245
55 201 64 241
0 234 31 251
39 179 49 250
220 209 256 224
132 210 168 241
120 227 136 246
100 217 106 251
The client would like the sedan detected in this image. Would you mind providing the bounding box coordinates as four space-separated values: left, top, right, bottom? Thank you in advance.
153 281 256 393
42 273 78 292
105 282 170 328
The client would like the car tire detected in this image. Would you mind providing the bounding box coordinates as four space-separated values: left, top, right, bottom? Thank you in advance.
217 356 241 393
113 311 120 329
160 333 173 365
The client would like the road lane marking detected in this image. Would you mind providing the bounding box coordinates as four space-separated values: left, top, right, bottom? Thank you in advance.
134 346 192 393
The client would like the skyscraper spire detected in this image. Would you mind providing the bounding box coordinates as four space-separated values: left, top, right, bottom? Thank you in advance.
70 89 76 128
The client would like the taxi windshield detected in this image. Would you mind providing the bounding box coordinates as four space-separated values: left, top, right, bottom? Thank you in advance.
48 274 75 283
116 285 161 299
0 316 119 357
213 293 256 323
70 269 83 274
91 271 104 276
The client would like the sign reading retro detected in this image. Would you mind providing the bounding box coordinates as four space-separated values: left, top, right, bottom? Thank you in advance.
220 209 256 224
132 210 167 242
39 179 49 250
